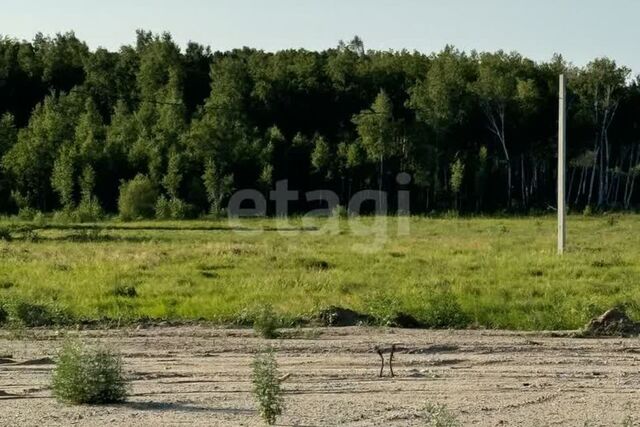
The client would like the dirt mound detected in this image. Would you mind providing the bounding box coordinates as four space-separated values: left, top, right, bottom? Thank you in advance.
583 308 640 336
316 306 374 326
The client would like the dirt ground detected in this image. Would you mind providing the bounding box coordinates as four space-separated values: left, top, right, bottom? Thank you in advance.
1 326 639 426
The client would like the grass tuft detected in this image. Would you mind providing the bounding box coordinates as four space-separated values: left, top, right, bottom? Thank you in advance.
424 402 461 427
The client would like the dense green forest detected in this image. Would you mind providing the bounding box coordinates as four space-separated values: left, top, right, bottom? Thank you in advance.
0 31 639 218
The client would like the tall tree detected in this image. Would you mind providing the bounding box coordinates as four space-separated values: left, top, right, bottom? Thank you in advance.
471 51 537 207
352 89 398 196
574 58 630 207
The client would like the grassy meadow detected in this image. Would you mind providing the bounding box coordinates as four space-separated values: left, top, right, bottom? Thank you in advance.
0 215 639 330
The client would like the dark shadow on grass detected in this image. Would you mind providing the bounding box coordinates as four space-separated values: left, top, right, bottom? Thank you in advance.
34 224 319 233
52 234 158 243
121 401 255 415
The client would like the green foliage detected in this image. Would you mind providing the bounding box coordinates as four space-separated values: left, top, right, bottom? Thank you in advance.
409 46 472 129
202 159 233 215
118 174 158 221
252 348 284 425
74 197 103 223
421 292 471 329
51 149 76 210
450 156 465 195
423 402 461 427
311 135 331 173
52 340 128 405
162 151 182 200
254 304 280 339
352 89 396 163
155 195 172 219
332 204 348 218
8 300 73 327
0 32 638 214
155 195 188 220
0 113 17 157
168 198 189 219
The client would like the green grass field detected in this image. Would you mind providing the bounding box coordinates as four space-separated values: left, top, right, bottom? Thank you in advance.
0 215 639 330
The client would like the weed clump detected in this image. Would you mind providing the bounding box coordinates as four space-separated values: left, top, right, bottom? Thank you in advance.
424 402 461 427
254 304 280 339
52 340 128 404
252 348 284 425
422 293 471 329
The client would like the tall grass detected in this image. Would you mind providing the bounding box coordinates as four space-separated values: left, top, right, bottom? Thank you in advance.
0 215 638 330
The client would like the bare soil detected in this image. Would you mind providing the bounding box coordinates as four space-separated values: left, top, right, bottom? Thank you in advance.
1 326 639 426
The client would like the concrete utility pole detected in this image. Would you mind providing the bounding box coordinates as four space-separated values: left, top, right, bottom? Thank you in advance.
558 74 567 254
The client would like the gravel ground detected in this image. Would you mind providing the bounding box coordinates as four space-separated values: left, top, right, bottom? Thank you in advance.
1 326 639 426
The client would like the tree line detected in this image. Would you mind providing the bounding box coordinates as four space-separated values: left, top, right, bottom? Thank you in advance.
0 31 639 219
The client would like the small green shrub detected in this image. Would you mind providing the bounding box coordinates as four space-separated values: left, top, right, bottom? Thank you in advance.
252 348 284 425
32 211 47 227
363 291 401 326
156 196 189 220
10 301 73 327
74 198 103 223
169 197 188 219
155 195 172 219
421 293 470 329
17 207 39 221
424 402 461 427
254 304 280 339
52 340 128 404
332 204 348 218
52 209 73 224
118 174 157 221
